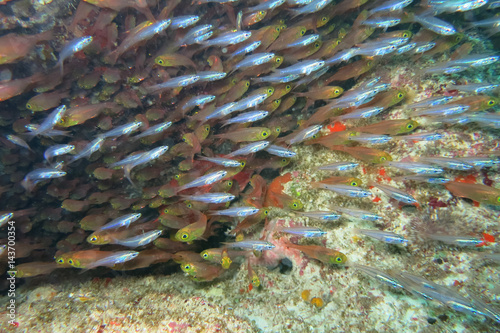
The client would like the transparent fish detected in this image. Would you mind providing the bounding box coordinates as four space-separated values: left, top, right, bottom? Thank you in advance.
332 206 382 221
177 170 228 192
234 53 275 70
223 111 269 126
56 36 93 75
44 144 75 164
296 211 342 220
226 141 270 157
112 230 163 248
98 121 143 139
370 182 418 204
317 162 359 171
286 125 322 145
357 228 408 245
21 168 67 191
123 146 169 184
210 206 260 217
348 133 392 144
170 15 200 29
265 145 296 158
204 30 252 46
223 240 275 251
420 156 474 171
68 137 105 164
230 41 262 58
350 264 404 289
315 183 372 198
407 96 454 108
98 213 142 231
198 156 242 167
180 193 236 203
280 227 326 237
385 161 444 174
132 122 172 140
147 74 200 93
26 105 66 138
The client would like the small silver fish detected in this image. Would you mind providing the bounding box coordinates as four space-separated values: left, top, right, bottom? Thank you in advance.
26 105 66 138
21 168 67 191
177 170 228 192
280 227 326 237
226 141 270 157
196 71 227 82
68 137 105 164
223 111 269 126
317 162 359 171
147 74 200 93
98 121 143 139
170 15 200 29
98 213 142 231
296 211 341 220
210 206 260 217
56 36 93 75
123 146 169 183
316 184 372 198
181 193 236 203
132 121 172 140
234 53 275 71
420 156 474 171
44 144 75 164
6 134 31 151
112 230 163 248
357 229 408 245
332 206 382 221
204 30 252 46
286 125 322 145
370 182 418 204
265 145 296 158
198 156 242 167
85 251 139 269
223 240 275 250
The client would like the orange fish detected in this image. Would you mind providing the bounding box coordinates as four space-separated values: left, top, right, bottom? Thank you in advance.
445 182 500 206
285 242 347 265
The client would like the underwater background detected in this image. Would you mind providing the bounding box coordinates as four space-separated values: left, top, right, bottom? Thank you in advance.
0 0 500 332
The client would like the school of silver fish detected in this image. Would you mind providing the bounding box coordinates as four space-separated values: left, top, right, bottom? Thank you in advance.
1 0 500 327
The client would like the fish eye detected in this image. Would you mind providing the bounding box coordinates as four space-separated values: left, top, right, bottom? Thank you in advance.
68 259 74 265
397 93 404 99
26 103 32 109
163 208 169 214
488 99 496 106
406 123 414 129
202 253 208 258
186 203 193 208
90 236 98 242
334 89 340 94
204 125 210 132
184 264 191 270
174 174 180 180
380 156 387 162
350 181 358 186
262 131 269 137
182 136 187 142
292 202 298 208
456 35 462 41
259 11 265 15
227 181 233 186
275 57 281 63
157 59 164 65
240 161 246 167
181 232 189 239
322 16 327 22
335 256 343 263
300 28 306 36
57 258 64 264
268 88 274 94
281 158 287 163
264 209 269 215
497 196 500 203
312 133 319 139
281 24 287 30
245 82 250 87
275 127 281 132
275 27 280 32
